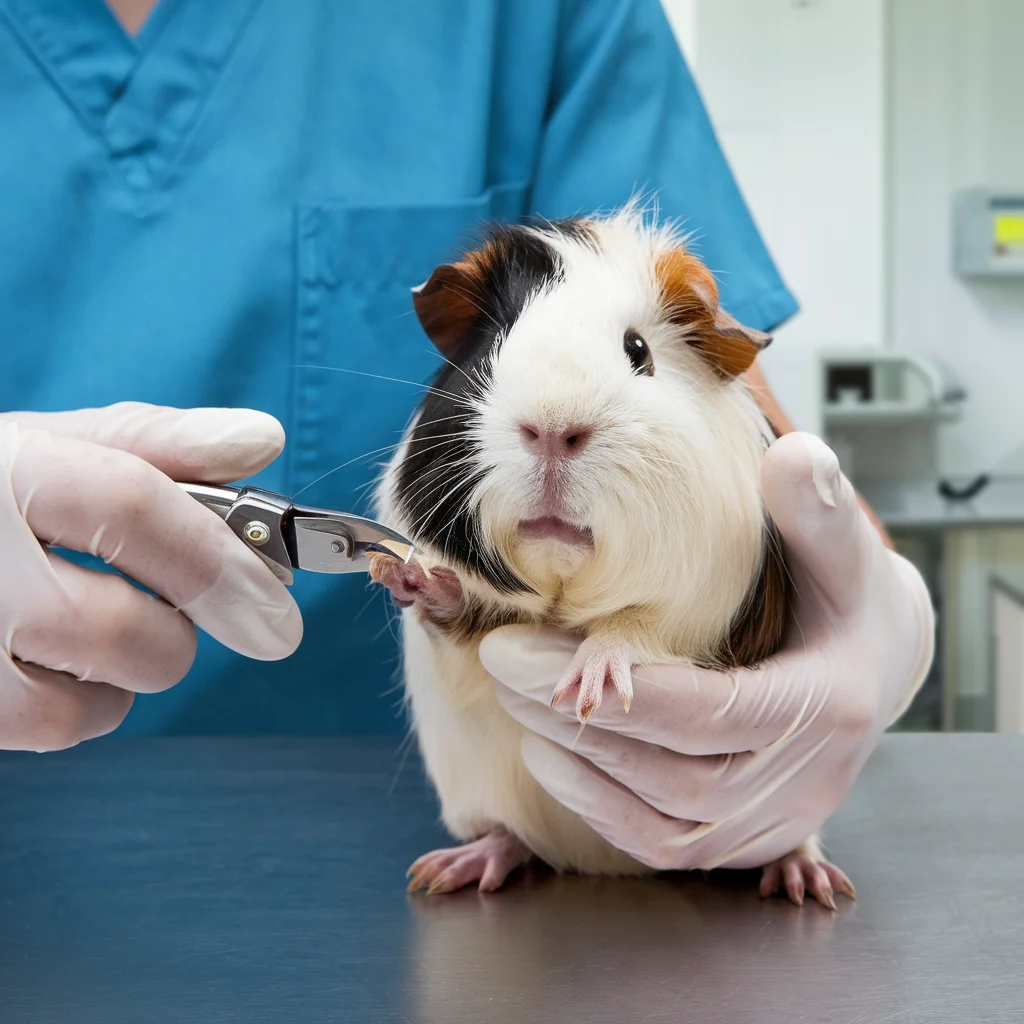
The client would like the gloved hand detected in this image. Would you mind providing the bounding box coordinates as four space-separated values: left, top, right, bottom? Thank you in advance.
0 402 303 752
479 432 934 871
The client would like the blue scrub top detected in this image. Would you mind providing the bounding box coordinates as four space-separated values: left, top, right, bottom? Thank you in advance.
0 0 797 734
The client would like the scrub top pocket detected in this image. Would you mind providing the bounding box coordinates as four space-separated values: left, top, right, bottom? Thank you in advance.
290 183 526 511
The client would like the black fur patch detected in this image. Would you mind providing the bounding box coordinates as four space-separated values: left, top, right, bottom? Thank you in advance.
395 224 567 593
434 593 537 645
538 216 599 250
712 516 790 668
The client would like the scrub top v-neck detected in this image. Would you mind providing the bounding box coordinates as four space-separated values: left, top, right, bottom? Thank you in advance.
2 0 259 199
0 0 798 734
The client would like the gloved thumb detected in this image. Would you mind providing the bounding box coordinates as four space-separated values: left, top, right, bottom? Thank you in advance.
0 403 285 482
760 432 878 617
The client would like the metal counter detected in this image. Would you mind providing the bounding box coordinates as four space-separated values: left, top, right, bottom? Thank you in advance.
860 477 1024 530
0 735 1021 1023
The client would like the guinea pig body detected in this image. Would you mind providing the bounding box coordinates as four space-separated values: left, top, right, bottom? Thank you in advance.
372 207 843 905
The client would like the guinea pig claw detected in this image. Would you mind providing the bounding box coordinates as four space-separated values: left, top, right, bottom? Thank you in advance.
824 863 857 901
575 679 603 725
607 656 634 713
406 856 438 894
426 874 457 897
616 681 633 714
816 883 838 913
549 678 577 710
760 847 855 910
406 832 533 897
550 646 637 723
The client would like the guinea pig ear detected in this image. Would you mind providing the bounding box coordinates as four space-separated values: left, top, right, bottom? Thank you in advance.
412 261 483 360
656 249 772 378
710 306 773 372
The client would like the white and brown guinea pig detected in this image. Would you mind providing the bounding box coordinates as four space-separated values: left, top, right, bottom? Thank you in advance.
370 206 852 909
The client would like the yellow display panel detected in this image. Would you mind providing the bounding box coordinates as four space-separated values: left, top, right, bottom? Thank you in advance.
994 214 1024 247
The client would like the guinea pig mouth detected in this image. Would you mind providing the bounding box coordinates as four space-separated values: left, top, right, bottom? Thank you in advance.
518 517 594 548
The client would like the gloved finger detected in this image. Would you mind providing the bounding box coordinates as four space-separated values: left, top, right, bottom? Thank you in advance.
9 426 301 660
482 625 837 756
495 681 794 823
1 403 285 482
883 555 938 722
0 654 135 752
11 550 197 693
519 733 816 872
760 432 878 618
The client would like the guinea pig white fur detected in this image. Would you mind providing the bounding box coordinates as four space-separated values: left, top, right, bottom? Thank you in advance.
370 206 850 908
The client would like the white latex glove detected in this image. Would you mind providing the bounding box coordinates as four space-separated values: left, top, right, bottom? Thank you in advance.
0 402 303 752
479 432 934 871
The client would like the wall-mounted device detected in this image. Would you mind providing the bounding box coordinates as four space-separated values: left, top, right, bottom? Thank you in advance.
820 348 965 427
954 188 1024 278
819 348 965 487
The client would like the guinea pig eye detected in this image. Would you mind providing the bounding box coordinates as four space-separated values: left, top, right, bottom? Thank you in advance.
623 330 654 376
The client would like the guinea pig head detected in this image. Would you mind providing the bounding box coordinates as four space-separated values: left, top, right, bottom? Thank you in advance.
397 211 774 615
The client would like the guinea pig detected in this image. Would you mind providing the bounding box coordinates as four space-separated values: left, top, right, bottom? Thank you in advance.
370 206 854 909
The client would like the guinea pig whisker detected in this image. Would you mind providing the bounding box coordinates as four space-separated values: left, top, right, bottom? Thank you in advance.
292 364 470 405
355 477 379 496
403 432 475 448
401 465 474 522
433 484 483 544
400 459 467 503
290 441 429 498
295 431 473 499
407 459 477 512
638 455 720 482
410 412 473 431
362 440 474 503
438 354 481 391
390 440 480 491
410 468 480 536
401 434 475 457
387 729 421 798
292 424 483 502
373 595 405 645
637 455 691 470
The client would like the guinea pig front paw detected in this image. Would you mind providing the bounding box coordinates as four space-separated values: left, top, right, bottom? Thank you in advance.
368 552 463 623
550 638 638 724
759 839 856 910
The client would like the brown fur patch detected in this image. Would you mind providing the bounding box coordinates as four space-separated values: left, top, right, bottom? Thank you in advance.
411 223 565 363
412 260 486 360
656 249 771 378
714 517 790 668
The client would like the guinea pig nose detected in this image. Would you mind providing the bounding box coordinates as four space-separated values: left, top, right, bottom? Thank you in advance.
519 423 592 460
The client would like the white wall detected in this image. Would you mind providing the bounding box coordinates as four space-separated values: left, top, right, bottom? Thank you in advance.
662 0 887 435
664 0 1024 474
889 0 1024 476
660 0 697 64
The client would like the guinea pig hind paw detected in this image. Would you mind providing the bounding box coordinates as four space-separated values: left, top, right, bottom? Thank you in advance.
760 850 856 910
406 829 532 895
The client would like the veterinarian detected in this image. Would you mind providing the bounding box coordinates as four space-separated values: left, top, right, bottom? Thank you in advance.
0 0 933 873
